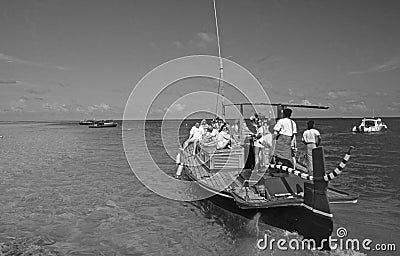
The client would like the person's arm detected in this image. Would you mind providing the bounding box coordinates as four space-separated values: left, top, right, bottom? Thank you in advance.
302 133 307 145
291 134 297 148
316 135 321 146
188 127 195 140
291 120 297 148
273 121 281 140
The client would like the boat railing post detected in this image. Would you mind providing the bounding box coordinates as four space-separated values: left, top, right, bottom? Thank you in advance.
303 147 331 216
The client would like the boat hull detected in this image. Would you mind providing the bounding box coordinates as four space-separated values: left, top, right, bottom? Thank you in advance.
352 125 386 133
88 123 117 128
79 120 95 125
183 171 333 249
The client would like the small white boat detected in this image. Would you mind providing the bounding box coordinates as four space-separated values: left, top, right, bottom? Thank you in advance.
79 119 96 125
89 120 118 128
352 117 387 133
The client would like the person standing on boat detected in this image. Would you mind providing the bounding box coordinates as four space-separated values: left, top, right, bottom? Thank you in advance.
183 122 203 154
302 120 321 174
259 121 274 167
216 124 232 150
253 120 267 171
200 119 208 135
273 108 297 167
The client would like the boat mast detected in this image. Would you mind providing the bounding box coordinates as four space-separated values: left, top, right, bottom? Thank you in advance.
213 0 224 119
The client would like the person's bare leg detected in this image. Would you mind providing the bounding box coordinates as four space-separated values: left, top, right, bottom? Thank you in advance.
254 146 260 171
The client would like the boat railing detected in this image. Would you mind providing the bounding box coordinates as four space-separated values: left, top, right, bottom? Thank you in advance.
198 144 245 170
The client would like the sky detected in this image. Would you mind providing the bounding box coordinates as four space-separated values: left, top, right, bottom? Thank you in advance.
1 0 400 120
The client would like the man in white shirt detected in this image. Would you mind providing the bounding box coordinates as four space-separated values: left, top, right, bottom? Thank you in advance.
302 120 321 174
183 122 203 154
273 108 297 167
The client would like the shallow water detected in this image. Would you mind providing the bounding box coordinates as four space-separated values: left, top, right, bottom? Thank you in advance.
0 119 398 255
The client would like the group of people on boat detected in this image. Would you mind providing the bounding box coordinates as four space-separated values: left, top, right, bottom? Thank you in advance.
183 118 238 155
182 108 322 174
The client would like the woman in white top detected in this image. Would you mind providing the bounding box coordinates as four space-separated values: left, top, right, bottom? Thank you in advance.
273 108 297 167
216 125 232 150
302 120 321 174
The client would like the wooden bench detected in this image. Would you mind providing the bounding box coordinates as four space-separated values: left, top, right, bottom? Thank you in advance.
199 146 245 170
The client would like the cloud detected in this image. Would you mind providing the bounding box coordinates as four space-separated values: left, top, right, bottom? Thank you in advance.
0 52 67 70
59 104 70 112
171 103 185 112
173 41 185 49
58 82 70 88
42 103 55 111
0 53 42 67
10 106 25 112
385 102 400 112
25 88 51 95
8 97 28 112
17 96 28 103
0 80 18 84
88 103 112 112
326 90 365 100
327 91 339 99
42 102 70 112
348 57 400 75
190 32 217 50
375 91 388 97
300 99 312 106
197 32 216 44
338 101 368 113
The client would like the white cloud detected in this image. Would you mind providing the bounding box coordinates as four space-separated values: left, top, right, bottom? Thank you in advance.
88 103 111 112
9 97 28 112
59 104 70 112
301 99 312 106
10 106 25 112
197 32 216 44
338 101 368 113
348 56 400 75
42 102 70 112
0 52 67 70
171 103 185 112
173 41 185 49
190 32 217 49
326 90 365 101
385 102 400 111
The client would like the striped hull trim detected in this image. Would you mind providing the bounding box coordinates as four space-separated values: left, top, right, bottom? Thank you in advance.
302 204 333 218
269 146 354 182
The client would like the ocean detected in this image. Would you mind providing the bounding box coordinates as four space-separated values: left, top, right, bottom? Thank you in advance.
0 118 398 255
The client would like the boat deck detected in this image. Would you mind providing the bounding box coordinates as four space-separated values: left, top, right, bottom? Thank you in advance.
181 143 358 207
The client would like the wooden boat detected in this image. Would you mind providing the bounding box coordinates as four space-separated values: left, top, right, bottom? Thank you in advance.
352 117 387 133
177 103 358 249
175 1 358 249
88 120 118 128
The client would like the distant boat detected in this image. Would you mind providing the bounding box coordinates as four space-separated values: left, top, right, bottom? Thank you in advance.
352 117 387 133
79 119 96 125
89 120 118 128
